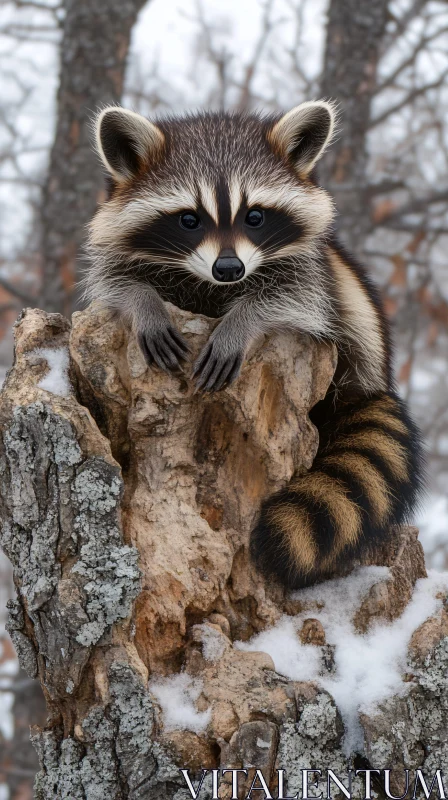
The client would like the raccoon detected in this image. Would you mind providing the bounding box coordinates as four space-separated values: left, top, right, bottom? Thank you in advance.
86 101 423 589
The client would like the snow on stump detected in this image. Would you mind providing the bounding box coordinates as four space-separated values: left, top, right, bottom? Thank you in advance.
0 304 446 799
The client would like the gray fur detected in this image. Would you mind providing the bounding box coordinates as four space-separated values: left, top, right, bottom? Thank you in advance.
131 285 190 373
193 300 262 391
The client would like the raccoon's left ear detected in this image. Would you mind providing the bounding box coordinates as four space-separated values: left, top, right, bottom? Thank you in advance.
94 106 165 182
269 100 336 177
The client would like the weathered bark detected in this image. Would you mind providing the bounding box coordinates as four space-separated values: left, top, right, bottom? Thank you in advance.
39 0 147 315
320 0 389 256
0 303 446 798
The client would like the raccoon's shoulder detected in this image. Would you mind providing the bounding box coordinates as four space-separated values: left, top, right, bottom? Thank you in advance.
323 233 393 392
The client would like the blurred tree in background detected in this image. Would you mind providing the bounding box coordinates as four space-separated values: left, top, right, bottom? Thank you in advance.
319 0 390 254
0 0 448 795
40 0 147 315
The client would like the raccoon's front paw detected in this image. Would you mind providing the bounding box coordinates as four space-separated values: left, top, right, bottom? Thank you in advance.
193 336 245 392
137 323 190 373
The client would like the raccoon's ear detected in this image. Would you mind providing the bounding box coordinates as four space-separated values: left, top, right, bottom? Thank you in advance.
269 100 336 177
94 106 165 182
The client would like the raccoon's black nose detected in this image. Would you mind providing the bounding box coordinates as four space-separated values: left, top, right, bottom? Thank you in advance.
212 255 245 283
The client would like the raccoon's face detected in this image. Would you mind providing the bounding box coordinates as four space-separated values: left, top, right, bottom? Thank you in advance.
90 102 336 286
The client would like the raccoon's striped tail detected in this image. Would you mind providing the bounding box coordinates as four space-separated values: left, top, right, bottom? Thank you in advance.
250 392 424 589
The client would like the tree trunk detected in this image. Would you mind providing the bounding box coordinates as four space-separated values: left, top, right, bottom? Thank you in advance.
0 303 445 798
39 0 147 316
319 0 389 257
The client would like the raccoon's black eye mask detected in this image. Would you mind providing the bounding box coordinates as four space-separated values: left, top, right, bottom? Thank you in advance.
236 206 304 252
128 203 303 260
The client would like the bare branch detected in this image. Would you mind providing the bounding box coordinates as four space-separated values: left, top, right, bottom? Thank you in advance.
370 71 448 129
375 26 448 96
237 0 275 112
381 0 430 54
0 275 35 305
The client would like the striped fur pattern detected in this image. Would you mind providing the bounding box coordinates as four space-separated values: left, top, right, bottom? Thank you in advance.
87 101 424 589
251 392 423 588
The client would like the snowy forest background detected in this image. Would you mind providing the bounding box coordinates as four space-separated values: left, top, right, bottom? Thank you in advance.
0 0 447 794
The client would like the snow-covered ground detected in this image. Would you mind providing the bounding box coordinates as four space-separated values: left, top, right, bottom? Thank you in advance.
153 568 448 756
237 568 448 753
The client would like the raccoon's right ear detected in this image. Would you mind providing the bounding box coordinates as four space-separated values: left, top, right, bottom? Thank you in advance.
94 107 165 182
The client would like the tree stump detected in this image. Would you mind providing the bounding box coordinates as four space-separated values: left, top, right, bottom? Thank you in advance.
0 304 445 799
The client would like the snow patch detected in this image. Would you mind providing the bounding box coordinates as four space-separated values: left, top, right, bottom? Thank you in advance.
33 347 71 396
235 567 448 754
149 673 211 733
195 623 227 662
237 614 321 681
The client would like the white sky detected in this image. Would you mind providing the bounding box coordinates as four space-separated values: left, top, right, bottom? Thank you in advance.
126 0 327 112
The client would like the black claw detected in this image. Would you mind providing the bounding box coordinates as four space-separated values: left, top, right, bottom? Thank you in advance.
151 346 169 372
157 337 181 370
204 361 227 393
137 333 154 366
168 327 191 354
194 332 245 392
193 345 213 378
209 355 242 392
196 358 217 390
226 356 243 386
163 331 188 362
138 324 189 374
213 357 238 392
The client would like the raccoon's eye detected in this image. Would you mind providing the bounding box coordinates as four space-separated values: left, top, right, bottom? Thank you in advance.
245 208 264 228
180 211 201 230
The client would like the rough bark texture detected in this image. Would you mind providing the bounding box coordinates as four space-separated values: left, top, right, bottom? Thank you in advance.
40 0 147 315
361 605 448 797
320 0 389 256
0 303 446 798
